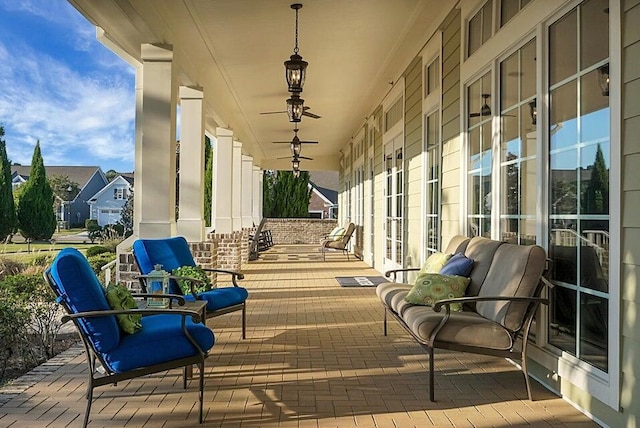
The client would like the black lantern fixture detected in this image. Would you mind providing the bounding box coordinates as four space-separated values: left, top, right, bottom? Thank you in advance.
286 94 305 122
284 3 308 93
528 99 537 125
291 137 302 157
292 156 301 170
598 64 610 96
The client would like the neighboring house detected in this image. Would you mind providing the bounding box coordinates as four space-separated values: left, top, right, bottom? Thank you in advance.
87 175 134 226
308 171 338 219
11 165 108 227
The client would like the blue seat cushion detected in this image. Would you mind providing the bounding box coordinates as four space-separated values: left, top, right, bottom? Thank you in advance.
103 314 215 373
197 287 249 312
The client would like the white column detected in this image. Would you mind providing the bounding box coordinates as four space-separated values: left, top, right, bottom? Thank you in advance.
133 65 143 235
137 43 177 238
241 155 254 228
177 86 205 241
212 128 233 234
252 166 262 224
232 141 243 231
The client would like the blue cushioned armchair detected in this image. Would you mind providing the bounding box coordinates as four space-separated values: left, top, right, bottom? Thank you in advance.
45 248 215 427
133 236 249 338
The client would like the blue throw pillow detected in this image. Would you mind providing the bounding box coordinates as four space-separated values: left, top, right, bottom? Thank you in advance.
440 252 474 277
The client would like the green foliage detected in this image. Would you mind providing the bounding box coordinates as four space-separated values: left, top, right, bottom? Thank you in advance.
172 265 211 294
204 136 212 227
86 220 101 243
0 126 16 241
86 245 111 258
48 174 80 203
86 253 116 277
583 143 609 215
263 170 312 218
0 257 24 281
105 169 118 182
0 271 62 360
0 298 30 382
118 190 134 237
16 142 57 240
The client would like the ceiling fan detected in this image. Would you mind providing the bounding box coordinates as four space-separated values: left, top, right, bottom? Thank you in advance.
260 106 321 119
469 93 492 118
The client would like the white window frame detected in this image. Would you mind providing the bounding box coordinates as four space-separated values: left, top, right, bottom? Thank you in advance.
460 0 620 409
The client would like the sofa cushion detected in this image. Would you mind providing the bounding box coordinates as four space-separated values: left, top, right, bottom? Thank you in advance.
439 252 474 277
419 252 452 274
477 244 546 331
198 286 249 312
464 237 504 296
402 305 513 350
376 282 413 309
405 273 470 311
443 235 471 255
103 314 215 373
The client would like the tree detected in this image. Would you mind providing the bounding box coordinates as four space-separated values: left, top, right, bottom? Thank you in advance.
204 136 213 227
16 142 57 240
105 169 118 182
263 170 312 218
583 144 609 215
119 189 134 237
0 126 16 241
48 175 80 223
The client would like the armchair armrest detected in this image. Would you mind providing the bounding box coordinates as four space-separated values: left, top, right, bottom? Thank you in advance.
61 307 203 324
433 295 549 312
201 268 244 286
384 267 420 282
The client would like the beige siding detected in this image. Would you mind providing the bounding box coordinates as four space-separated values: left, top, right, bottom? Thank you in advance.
621 0 640 425
440 8 461 246
373 107 385 271
403 57 423 270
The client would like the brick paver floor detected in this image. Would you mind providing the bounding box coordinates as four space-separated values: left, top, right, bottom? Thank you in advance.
0 245 599 427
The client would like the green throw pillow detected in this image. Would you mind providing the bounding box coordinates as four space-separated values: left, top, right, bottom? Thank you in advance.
172 265 212 294
404 273 470 311
419 252 452 274
105 284 142 334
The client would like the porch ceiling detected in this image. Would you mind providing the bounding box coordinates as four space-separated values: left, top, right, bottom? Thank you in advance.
69 0 455 171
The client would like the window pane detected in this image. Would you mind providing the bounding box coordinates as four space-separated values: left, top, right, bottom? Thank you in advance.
580 221 609 293
550 81 578 151
427 57 440 95
500 50 519 110
501 108 520 161
549 285 577 355
469 127 481 170
501 0 519 26
549 10 577 85
468 12 482 56
580 0 609 70
580 293 608 371
550 149 578 215
521 39 536 100
481 1 493 44
521 158 537 218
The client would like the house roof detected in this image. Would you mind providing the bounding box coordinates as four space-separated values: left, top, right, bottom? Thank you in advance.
309 171 338 192
87 175 133 202
11 165 105 189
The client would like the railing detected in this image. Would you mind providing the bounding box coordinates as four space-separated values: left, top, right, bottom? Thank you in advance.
101 259 117 285
551 228 609 274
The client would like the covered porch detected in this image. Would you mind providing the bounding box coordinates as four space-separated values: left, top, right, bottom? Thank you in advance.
0 245 595 427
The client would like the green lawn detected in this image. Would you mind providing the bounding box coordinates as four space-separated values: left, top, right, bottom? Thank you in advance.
1 229 95 258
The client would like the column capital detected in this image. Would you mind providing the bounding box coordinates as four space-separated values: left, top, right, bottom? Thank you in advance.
179 86 204 99
233 140 243 149
216 127 233 138
141 43 173 61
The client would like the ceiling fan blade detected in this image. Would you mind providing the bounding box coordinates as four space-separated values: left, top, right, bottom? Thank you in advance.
271 140 319 144
302 111 321 119
260 110 286 115
469 112 481 117
298 156 313 160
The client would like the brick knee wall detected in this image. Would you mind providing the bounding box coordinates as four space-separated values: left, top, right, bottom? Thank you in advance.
208 230 243 272
263 218 338 244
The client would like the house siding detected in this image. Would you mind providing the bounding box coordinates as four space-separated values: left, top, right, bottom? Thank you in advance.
403 56 424 272
440 8 462 245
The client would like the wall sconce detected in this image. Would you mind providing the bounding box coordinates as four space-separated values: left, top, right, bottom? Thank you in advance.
598 64 609 96
284 3 308 93
286 94 305 122
528 99 537 125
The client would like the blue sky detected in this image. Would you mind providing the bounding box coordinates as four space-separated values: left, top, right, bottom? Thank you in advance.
0 0 135 173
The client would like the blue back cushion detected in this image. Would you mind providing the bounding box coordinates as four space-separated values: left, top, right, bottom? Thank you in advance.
48 248 120 353
133 237 196 295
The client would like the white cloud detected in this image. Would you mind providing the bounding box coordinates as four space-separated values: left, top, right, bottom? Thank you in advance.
0 38 135 170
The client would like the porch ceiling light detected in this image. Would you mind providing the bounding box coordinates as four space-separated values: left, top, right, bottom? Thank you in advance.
598 64 609 96
286 94 305 122
291 136 302 157
292 157 301 170
284 3 308 93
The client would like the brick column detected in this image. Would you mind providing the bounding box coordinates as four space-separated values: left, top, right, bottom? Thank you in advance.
209 230 243 272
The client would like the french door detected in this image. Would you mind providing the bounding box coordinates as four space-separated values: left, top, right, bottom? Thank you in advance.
384 134 404 272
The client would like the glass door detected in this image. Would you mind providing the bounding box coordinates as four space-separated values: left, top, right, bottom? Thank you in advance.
384 134 404 272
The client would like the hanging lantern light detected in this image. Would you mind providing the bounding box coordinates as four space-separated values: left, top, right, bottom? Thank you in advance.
528 99 537 125
292 157 301 170
284 3 308 93
286 94 305 122
291 136 302 157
